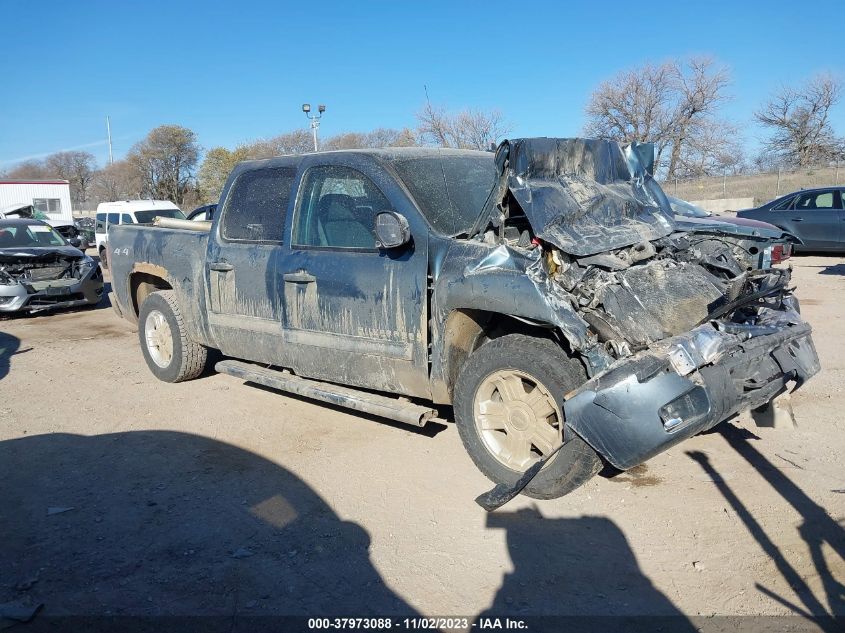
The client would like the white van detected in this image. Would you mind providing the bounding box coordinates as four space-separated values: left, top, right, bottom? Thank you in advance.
95 200 184 266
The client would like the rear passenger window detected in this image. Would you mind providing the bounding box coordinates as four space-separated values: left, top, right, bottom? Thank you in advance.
795 191 834 210
222 167 296 242
122 214 134 224
96 213 106 232
107 213 119 226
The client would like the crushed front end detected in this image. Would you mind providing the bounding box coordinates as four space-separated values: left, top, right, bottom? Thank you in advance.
564 289 818 469
0 250 103 313
474 137 820 471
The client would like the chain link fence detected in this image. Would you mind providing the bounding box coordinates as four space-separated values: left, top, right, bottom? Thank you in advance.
662 162 843 207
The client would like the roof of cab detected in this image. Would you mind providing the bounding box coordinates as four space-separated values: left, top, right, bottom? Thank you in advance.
234 146 492 172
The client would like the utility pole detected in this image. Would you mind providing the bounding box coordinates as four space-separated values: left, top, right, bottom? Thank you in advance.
302 103 326 151
106 116 114 165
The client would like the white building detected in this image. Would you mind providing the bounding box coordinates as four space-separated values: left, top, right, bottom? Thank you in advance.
0 180 74 223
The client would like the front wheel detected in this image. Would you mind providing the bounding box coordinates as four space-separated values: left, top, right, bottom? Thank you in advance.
138 290 208 382
453 334 602 500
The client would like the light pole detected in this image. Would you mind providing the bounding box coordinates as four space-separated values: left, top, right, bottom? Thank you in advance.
302 103 326 152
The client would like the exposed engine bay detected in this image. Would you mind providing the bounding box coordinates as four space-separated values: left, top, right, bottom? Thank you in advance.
1 252 91 284
541 234 790 356
0 249 103 313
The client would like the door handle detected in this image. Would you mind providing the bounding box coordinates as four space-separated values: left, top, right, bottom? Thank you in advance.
209 261 234 272
791 217 804 222
283 270 316 284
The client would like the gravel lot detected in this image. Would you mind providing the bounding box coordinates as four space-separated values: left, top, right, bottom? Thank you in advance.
1 254 843 629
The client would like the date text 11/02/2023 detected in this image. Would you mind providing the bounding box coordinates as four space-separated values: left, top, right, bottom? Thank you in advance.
307 617 528 629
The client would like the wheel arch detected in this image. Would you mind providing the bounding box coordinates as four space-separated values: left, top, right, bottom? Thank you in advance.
435 308 579 404
130 270 173 317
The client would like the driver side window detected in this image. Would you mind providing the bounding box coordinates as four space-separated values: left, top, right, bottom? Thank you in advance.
292 166 390 249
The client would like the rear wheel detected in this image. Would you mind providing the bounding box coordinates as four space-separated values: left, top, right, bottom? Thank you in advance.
138 290 208 382
453 334 602 499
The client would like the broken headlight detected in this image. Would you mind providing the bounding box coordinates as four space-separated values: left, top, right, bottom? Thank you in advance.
77 255 96 274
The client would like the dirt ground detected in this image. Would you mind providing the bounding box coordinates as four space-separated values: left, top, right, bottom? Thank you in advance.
0 254 843 630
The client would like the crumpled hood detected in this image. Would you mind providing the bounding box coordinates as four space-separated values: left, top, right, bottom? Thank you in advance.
716 215 786 232
492 138 676 256
0 245 84 263
673 215 792 241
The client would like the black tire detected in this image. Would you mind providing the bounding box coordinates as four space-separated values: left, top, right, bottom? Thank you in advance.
453 334 602 500
138 290 208 383
99 248 109 270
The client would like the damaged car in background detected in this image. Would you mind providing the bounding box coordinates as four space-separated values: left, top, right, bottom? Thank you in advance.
0 218 103 313
105 138 819 509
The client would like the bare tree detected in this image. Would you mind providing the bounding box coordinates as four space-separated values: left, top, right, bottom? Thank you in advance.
664 58 731 179
755 75 842 166
2 160 51 180
45 151 97 205
584 57 732 179
322 127 418 150
92 160 142 202
585 62 677 167
417 103 509 150
198 127 418 201
674 119 745 178
244 130 314 158
321 132 369 151
363 127 417 148
127 125 200 204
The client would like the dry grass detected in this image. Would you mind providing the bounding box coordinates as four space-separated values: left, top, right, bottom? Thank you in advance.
662 165 843 206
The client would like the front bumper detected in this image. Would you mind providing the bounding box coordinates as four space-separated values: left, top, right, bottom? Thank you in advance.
564 317 820 470
0 266 104 313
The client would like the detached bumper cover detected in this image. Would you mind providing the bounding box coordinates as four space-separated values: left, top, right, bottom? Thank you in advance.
564 320 820 470
0 266 103 313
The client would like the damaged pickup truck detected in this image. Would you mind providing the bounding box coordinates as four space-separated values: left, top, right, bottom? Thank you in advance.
0 218 103 313
107 138 819 504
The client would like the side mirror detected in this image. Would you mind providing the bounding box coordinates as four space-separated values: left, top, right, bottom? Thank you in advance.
374 211 411 249
69 237 82 248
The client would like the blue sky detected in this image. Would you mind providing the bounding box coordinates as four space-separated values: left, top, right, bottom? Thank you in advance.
2 0 843 168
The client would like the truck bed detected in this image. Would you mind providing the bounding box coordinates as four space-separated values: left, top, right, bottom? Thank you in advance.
107 223 211 342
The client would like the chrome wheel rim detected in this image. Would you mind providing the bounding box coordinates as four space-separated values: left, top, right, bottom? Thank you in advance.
144 309 174 368
473 369 562 471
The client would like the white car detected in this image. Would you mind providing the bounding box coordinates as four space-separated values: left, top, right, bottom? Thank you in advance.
95 200 184 268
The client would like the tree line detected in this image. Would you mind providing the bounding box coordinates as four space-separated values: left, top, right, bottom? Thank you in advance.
585 58 842 180
0 103 509 209
2 62 840 209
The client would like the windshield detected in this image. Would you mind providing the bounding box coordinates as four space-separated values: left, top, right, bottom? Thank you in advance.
390 154 496 235
668 196 710 218
0 223 67 248
133 209 185 223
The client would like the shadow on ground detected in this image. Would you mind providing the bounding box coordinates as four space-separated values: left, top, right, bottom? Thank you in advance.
0 431 418 622
810 263 845 276
476 506 695 631
688 423 844 631
0 431 697 631
0 330 24 381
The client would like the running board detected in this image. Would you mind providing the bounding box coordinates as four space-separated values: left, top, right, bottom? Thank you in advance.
215 360 442 427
